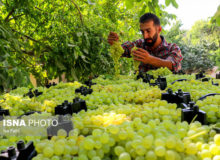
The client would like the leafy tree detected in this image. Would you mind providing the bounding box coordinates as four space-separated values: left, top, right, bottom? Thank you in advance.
185 20 220 47
0 0 178 88
165 21 215 72
0 24 32 92
212 5 220 26
185 20 220 69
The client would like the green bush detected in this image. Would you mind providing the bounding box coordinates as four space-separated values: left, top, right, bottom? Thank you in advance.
165 21 215 72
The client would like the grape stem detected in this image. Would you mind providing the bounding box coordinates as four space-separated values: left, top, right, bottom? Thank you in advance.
188 130 208 140
190 114 198 124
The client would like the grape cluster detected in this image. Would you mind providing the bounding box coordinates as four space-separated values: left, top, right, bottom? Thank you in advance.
109 42 124 76
91 80 149 93
92 75 136 85
0 94 43 115
8 87 31 96
131 46 141 73
165 74 195 84
196 95 220 123
167 79 220 101
147 67 172 78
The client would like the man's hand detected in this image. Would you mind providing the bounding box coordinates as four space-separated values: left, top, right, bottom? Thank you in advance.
132 48 173 70
132 48 152 64
108 31 119 45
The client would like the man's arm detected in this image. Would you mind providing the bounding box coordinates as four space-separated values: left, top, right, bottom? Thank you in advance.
147 56 173 70
133 44 183 72
133 48 173 70
165 44 183 72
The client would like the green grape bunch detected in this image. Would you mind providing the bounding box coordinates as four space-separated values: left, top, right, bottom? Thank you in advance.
109 41 124 76
131 46 141 73
147 67 172 78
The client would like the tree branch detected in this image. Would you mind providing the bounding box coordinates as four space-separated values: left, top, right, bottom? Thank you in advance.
17 55 36 69
6 0 9 7
8 14 25 22
12 29 39 43
21 49 35 56
5 8 15 22
0 66 13 69
71 0 84 25
34 6 43 11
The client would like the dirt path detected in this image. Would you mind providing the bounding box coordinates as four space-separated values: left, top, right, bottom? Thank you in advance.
206 66 219 78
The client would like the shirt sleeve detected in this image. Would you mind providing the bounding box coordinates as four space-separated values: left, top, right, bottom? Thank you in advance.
121 39 144 58
166 44 183 72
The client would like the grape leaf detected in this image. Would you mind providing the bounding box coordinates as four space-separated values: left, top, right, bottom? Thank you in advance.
212 5 220 26
165 0 171 6
216 16 220 26
171 0 178 8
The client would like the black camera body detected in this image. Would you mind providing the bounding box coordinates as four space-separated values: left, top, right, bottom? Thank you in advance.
216 72 220 79
45 82 57 88
181 102 207 125
47 115 73 137
0 107 10 121
195 72 205 80
161 89 191 108
55 98 87 115
0 140 36 160
75 86 93 96
23 89 43 98
84 79 96 88
149 76 167 90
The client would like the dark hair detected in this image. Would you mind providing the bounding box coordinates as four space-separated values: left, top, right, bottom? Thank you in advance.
139 13 160 26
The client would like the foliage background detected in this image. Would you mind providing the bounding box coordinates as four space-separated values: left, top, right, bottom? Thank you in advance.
0 0 219 90
164 20 220 73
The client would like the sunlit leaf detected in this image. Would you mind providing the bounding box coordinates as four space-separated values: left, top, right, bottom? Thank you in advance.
165 0 171 6
171 0 178 8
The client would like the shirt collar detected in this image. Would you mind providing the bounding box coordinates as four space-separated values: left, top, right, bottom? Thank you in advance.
145 35 168 52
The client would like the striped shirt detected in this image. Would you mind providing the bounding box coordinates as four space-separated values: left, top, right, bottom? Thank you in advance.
121 36 183 72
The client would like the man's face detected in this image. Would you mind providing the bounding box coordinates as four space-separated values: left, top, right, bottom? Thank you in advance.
140 21 160 47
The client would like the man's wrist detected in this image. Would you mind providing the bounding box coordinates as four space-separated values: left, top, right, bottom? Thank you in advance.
146 55 156 65
145 55 173 70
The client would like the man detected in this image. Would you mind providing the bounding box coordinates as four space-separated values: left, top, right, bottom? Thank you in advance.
107 13 183 72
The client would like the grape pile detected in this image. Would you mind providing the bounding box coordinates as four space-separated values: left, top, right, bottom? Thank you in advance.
0 68 220 160
33 120 220 160
85 87 161 106
0 82 82 115
109 42 124 76
72 99 181 135
0 94 44 115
